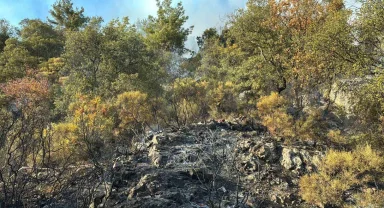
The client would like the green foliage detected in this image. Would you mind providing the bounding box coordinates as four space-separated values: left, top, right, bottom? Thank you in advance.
197 28 219 49
102 18 164 95
65 94 114 161
48 0 89 30
208 81 238 118
141 0 192 54
351 73 384 148
0 19 15 52
1 1 384 205
39 57 65 82
60 17 163 102
62 17 104 93
167 78 210 126
0 38 36 82
294 108 327 141
51 122 79 162
19 19 64 61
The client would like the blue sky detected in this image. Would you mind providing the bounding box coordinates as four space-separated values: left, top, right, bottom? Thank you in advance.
0 0 249 50
0 0 358 51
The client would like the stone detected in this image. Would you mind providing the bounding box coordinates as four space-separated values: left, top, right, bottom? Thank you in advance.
152 134 167 145
271 194 285 204
253 142 278 162
148 145 168 167
280 148 303 171
90 182 112 208
128 174 159 199
128 197 178 208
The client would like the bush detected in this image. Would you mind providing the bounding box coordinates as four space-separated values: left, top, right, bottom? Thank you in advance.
208 81 238 118
168 78 210 126
299 145 384 207
66 94 114 161
115 91 152 135
51 122 79 162
294 109 323 141
327 129 347 144
256 92 294 139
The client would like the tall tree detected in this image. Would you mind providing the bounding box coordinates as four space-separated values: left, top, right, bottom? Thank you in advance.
0 38 36 82
0 19 15 52
48 0 89 30
102 17 164 96
200 0 357 109
197 28 219 49
142 0 193 54
62 17 104 93
19 19 64 61
355 0 384 71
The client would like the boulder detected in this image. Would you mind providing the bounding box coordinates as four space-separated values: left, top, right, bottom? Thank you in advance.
89 182 112 208
280 148 302 171
252 142 278 162
152 134 167 145
128 174 160 199
148 145 168 167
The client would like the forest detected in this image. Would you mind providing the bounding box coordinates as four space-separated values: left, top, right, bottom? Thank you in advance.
0 0 384 207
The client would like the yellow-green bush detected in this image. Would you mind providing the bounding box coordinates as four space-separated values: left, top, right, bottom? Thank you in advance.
115 91 152 133
169 78 210 126
327 129 347 144
51 122 79 162
65 94 113 161
294 108 330 142
299 145 384 207
208 81 238 118
354 190 384 208
256 92 294 139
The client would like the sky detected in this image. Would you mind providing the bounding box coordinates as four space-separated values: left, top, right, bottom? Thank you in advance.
0 0 249 51
0 0 359 51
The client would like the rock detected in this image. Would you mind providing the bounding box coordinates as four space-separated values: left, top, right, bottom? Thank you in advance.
90 182 112 208
148 145 168 167
152 134 167 145
42 123 328 208
127 197 178 208
128 174 160 199
271 194 285 204
238 139 255 152
253 142 278 162
159 191 186 204
115 145 129 156
280 148 302 171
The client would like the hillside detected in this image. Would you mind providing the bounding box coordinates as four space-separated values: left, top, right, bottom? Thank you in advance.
1 0 384 207
40 121 326 208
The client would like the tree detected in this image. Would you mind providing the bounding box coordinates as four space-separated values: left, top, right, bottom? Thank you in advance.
0 19 15 52
141 0 193 54
19 19 64 61
197 27 219 49
0 77 56 206
355 0 384 69
62 17 104 93
66 94 113 161
102 17 164 96
48 0 89 30
166 78 209 126
209 0 357 110
0 38 36 83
